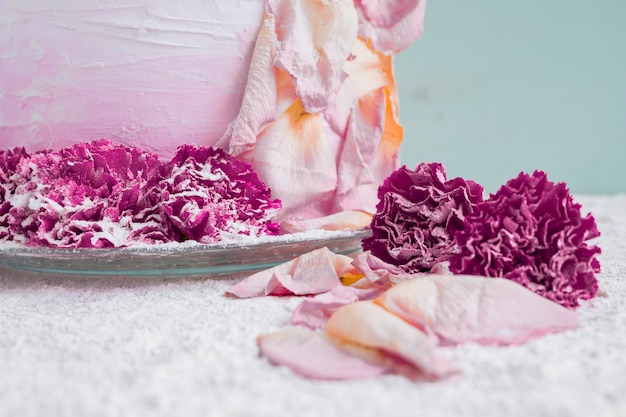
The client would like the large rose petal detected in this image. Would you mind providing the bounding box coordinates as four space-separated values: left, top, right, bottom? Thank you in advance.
375 274 580 346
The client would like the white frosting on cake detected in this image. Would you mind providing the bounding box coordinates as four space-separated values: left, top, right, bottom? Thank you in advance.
0 0 263 156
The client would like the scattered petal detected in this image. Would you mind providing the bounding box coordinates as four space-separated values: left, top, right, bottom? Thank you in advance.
292 284 383 329
258 327 387 380
226 247 351 298
375 274 580 346
325 301 460 379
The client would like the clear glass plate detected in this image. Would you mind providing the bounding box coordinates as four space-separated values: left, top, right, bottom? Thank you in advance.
0 229 370 277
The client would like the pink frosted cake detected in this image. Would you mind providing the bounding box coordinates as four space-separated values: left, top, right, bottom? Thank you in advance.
0 0 426 247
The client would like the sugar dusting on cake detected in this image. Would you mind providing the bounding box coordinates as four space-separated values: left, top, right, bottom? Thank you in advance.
0 140 281 248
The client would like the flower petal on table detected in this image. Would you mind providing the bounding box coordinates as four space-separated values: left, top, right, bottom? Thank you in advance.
375 274 580 346
325 301 459 379
226 247 351 298
291 284 386 329
258 327 387 380
350 251 415 286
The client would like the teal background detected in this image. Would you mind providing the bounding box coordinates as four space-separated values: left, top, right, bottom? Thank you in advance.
395 1 626 194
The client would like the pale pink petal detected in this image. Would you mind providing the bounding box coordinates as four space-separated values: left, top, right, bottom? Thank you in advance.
268 0 358 113
325 301 460 379
217 14 278 156
325 39 397 142
333 87 383 212
351 251 415 286
238 99 338 220
334 87 399 213
280 210 372 233
357 0 422 28
356 0 427 53
324 40 403 215
258 327 387 380
375 274 580 346
292 284 384 329
226 247 350 298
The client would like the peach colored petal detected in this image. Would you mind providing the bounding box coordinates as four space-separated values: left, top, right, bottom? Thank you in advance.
333 85 403 213
239 99 338 220
356 0 426 53
375 275 580 346
325 301 459 379
268 0 358 113
225 247 351 298
217 14 278 156
258 327 387 380
280 210 372 233
326 39 403 214
325 38 397 135
350 251 415 286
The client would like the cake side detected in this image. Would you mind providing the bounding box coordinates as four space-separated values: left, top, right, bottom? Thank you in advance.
0 0 264 157
0 0 427 227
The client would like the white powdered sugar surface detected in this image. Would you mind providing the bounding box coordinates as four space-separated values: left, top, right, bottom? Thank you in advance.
1 195 625 417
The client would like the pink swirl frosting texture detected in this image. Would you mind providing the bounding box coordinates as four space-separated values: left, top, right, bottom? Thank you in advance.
0 0 427 222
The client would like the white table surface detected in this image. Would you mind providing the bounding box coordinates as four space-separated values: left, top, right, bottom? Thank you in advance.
1 195 625 417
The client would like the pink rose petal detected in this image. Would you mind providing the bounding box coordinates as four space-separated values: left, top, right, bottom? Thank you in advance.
226 247 352 298
258 327 387 380
350 251 415 286
375 274 580 346
292 284 380 329
325 301 460 380
216 14 278 156
268 0 358 113
356 0 427 53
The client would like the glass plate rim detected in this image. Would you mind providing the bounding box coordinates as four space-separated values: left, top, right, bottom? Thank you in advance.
0 229 371 277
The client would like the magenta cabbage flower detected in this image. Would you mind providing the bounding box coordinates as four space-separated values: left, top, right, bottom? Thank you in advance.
5 140 171 248
160 144 281 244
0 140 282 248
362 163 484 273
449 171 601 308
0 147 32 241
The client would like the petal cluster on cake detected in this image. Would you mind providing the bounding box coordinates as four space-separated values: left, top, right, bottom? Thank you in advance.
449 171 601 307
218 0 426 221
362 162 484 273
0 140 281 248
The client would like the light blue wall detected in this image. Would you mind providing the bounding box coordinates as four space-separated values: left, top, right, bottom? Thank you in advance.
395 1 626 194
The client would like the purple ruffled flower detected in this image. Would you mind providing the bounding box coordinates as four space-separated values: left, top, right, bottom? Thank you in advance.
449 171 601 308
362 162 484 273
5 140 171 247
160 144 282 244
0 147 32 241
0 140 283 248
